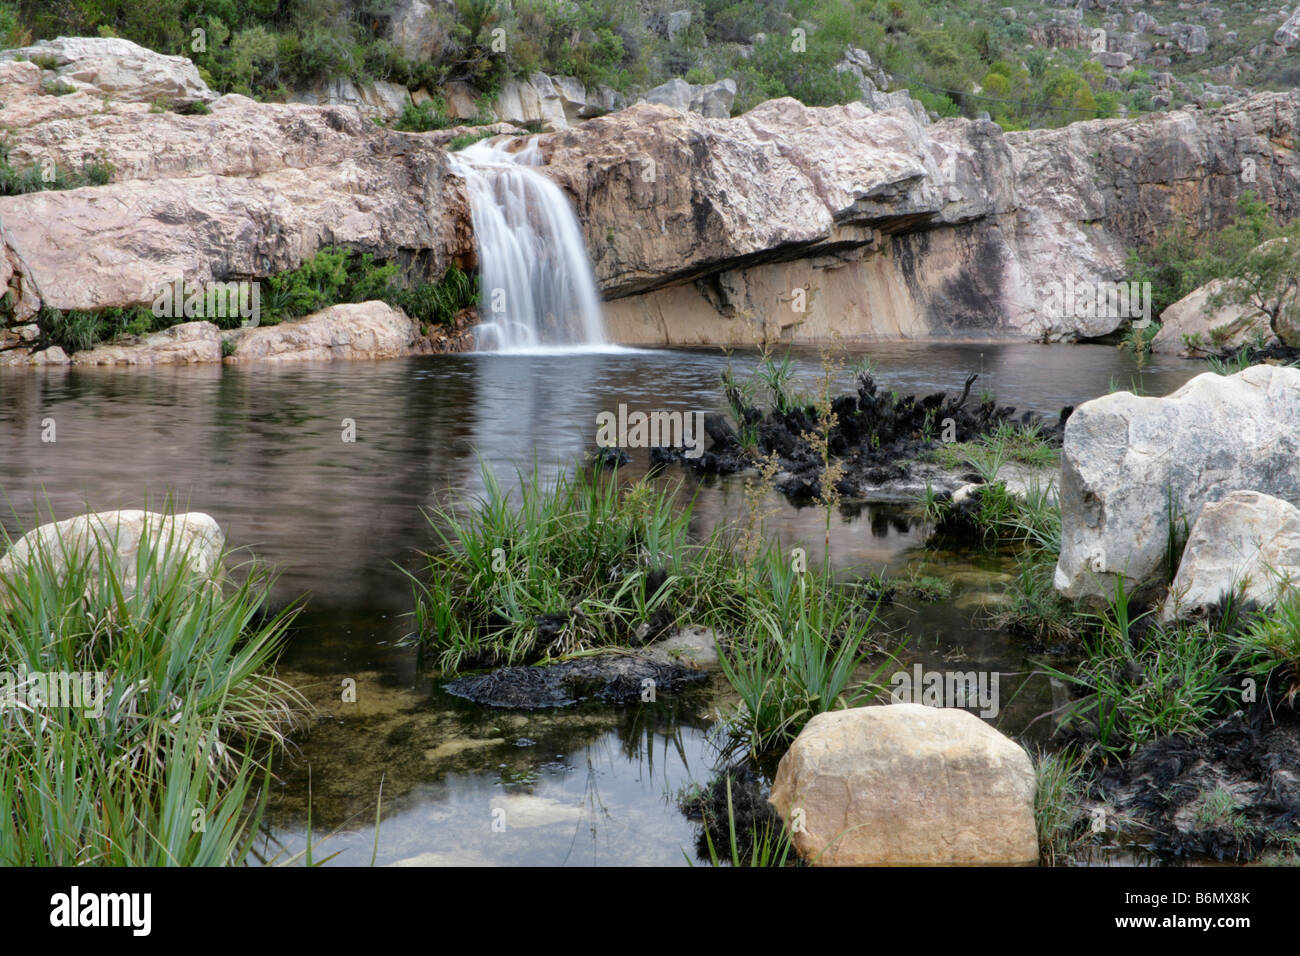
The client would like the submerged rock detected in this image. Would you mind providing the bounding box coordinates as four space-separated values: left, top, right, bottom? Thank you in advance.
441 653 707 709
1162 490 1300 621
768 703 1039 866
1055 366 1300 602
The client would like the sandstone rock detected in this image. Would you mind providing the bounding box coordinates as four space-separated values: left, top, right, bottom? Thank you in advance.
689 78 736 118
642 78 692 112
1150 278 1275 355
0 45 473 347
388 0 452 60
1276 8 1300 48
0 37 215 105
290 77 411 119
0 510 224 596
1162 491 1300 621
224 301 421 363
1096 51 1133 69
2 38 1300 354
768 704 1038 866
71 321 224 366
1172 22 1210 54
1055 366 1300 601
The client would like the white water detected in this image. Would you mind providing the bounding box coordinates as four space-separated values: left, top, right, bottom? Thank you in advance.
449 138 609 352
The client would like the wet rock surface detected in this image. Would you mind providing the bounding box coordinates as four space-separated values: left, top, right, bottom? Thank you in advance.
441 652 708 709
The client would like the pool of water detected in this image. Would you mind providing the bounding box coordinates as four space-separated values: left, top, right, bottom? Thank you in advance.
0 341 1203 866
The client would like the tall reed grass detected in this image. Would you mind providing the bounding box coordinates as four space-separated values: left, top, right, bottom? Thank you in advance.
0 514 305 865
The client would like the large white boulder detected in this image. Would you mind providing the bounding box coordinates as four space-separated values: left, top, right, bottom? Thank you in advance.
0 510 225 597
224 301 421 363
768 704 1038 866
1163 490 1300 620
1150 278 1275 356
1055 366 1300 601
0 37 215 104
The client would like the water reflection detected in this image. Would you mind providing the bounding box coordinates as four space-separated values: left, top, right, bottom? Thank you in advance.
0 342 1205 866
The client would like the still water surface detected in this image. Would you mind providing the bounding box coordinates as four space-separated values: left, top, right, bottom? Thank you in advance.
0 342 1202 865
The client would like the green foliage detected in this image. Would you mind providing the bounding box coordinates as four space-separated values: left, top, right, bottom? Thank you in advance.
447 128 495 151
391 264 478 328
412 463 739 671
1130 192 1300 344
713 546 898 755
0 0 1181 128
1033 746 1090 865
39 305 155 353
1233 582 1300 707
1044 576 1240 755
0 510 305 864
394 97 454 132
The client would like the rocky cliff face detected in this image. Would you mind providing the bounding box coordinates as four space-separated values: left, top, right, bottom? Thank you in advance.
540 90 1300 345
0 39 473 363
2 38 1298 362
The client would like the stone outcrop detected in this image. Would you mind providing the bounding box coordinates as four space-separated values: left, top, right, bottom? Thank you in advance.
72 321 223 366
542 89 1300 344
0 46 473 358
0 510 225 596
224 302 423 363
3 37 1300 357
67 303 428 366
1151 239 1300 355
1163 490 1300 621
1055 366 1300 602
1150 278 1274 356
768 704 1038 866
0 36 216 105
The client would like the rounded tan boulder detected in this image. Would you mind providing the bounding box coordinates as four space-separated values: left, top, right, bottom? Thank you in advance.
768 703 1038 866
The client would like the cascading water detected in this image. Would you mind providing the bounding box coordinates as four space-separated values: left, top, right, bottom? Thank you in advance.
449 137 608 352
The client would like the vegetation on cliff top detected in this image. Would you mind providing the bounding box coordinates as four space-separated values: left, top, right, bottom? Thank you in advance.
0 0 1210 127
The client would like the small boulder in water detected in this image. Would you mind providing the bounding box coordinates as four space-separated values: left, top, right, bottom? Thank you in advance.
768 704 1038 866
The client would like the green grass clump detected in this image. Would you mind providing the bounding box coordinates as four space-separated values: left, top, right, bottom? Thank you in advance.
1233 582 1300 707
715 550 897 754
991 550 1081 643
930 421 1060 473
412 461 897 754
1033 746 1090 866
412 463 736 672
1045 577 1239 755
0 512 306 865
394 98 454 133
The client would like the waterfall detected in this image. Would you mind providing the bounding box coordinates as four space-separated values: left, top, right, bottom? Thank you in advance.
449 137 608 352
